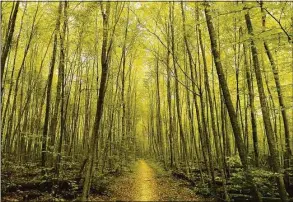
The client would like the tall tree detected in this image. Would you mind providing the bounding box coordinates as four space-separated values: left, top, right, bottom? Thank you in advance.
81 3 112 200
244 7 288 202
1 1 19 82
169 2 188 170
41 2 62 167
205 3 262 201
55 1 68 176
260 2 292 189
243 41 259 167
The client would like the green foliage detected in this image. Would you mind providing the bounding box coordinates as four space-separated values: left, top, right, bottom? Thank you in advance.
1 1 293 200
226 155 242 168
91 175 110 195
194 181 212 197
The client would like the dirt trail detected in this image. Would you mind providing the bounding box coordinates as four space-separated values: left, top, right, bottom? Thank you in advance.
93 159 213 201
133 160 158 201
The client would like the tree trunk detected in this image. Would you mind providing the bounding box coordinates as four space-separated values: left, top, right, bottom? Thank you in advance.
260 5 292 185
205 4 262 201
244 8 288 202
1 1 19 82
55 1 68 176
243 42 259 167
41 2 62 167
166 22 174 168
169 2 188 170
81 3 111 200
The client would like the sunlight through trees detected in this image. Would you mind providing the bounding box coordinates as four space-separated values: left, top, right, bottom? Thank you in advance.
1 1 293 201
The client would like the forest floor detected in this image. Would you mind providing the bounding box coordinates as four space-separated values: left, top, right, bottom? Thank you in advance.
90 159 214 201
3 159 293 201
1 159 213 201
2 159 215 201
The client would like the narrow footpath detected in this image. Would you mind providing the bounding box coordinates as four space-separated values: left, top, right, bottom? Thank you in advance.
92 159 214 201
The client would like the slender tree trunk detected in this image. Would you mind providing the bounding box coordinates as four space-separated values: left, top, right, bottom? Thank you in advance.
205 4 262 201
166 22 174 168
169 2 188 170
119 5 129 169
197 20 218 186
264 41 291 189
5 4 38 156
41 2 62 167
1 1 19 82
260 4 292 185
243 42 259 167
1 4 27 150
81 3 111 200
55 1 68 176
155 55 164 163
244 8 288 202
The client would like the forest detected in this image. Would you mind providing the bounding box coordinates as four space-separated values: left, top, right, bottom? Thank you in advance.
1 1 293 202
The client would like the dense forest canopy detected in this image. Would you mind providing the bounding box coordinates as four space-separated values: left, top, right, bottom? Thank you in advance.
1 1 293 201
